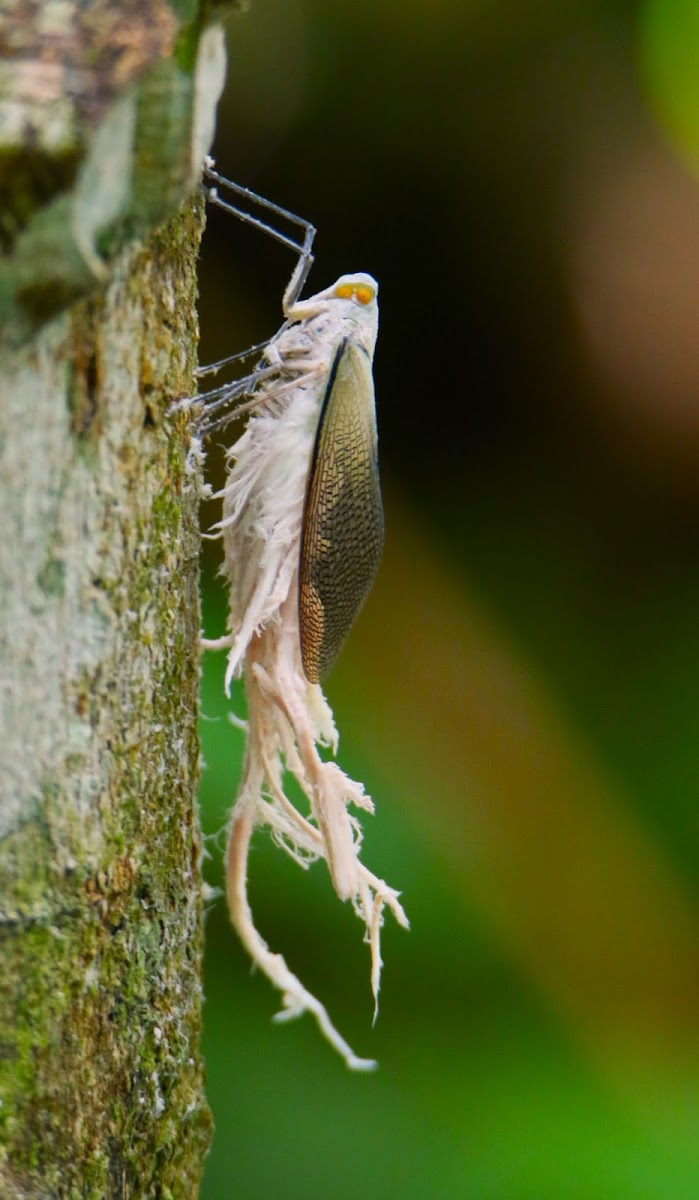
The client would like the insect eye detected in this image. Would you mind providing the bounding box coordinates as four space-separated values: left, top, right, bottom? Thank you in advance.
333 282 376 305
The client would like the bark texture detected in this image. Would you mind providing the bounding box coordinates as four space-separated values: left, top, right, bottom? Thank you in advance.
0 201 212 1200
0 1 230 1195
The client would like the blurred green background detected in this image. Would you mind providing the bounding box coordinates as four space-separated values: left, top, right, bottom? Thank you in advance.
195 1 699 1196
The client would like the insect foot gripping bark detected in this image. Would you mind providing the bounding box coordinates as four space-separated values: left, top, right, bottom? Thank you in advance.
198 252 409 1070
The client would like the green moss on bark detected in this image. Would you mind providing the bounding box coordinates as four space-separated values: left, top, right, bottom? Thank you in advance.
0 196 212 1197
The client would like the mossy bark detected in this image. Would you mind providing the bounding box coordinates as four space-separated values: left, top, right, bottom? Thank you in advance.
0 196 212 1190
0 199 212 1198
0 1 224 1191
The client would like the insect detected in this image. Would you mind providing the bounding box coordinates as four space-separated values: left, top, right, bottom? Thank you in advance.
195 161 384 682
182 161 407 1070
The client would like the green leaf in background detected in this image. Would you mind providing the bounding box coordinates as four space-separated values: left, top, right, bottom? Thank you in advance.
197 0 699 1193
639 0 699 166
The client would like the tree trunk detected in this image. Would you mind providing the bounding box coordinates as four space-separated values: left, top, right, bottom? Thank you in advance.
0 3 228 1195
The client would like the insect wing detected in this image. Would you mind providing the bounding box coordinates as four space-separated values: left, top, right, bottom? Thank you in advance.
299 337 384 682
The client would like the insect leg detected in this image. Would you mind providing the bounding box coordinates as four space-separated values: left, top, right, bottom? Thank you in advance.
171 161 317 435
203 159 316 310
195 337 273 380
198 365 324 439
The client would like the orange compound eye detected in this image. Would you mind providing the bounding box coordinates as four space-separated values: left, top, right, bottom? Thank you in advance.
335 284 354 300
354 285 374 305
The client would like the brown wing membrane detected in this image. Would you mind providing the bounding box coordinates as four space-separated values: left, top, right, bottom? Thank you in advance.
299 337 384 682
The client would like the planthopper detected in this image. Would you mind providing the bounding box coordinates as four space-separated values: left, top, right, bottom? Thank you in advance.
176 159 408 1069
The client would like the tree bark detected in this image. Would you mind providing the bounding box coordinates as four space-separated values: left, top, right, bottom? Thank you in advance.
0 3 229 1195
